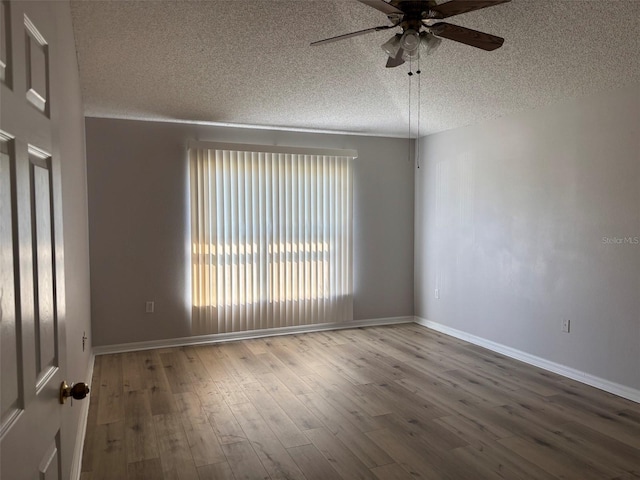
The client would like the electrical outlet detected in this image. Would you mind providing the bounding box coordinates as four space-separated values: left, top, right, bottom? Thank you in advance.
435 288 440 299
561 318 570 333
145 301 155 313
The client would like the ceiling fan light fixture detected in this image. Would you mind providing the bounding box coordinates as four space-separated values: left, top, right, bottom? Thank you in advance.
420 32 442 55
400 29 420 52
381 33 402 57
402 49 420 62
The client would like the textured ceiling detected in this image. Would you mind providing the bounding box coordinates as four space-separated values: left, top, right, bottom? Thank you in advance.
70 0 640 137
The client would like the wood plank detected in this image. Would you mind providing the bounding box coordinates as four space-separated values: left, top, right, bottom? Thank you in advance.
376 413 467 452
307 362 360 390
229 401 307 479
371 463 416 480
221 440 270 480
338 383 394 417
194 345 229 382
122 352 145 393
90 355 103 398
304 376 383 433
393 374 493 416
175 392 227 467
287 444 342 480
551 421 640 476
139 350 177 415
298 392 393 468
499 434 619 480
89 421 127 480
196 462 236 480
369 330 468 374
215 378 250 405
364 381 449 421
366 427 472 480
449 349 559 397
124 416 158 463
81 396 99 472
268 344 316 377
215 343 260 385
241 381 310 448
283 334 338 368
221 341 272 378
97 354 125 425
153 413 200 480
160 350 196 393
618 408 640 425
179 346 213 384
340 345 408 383
612 474 640 480
183 420 226 467
257 372 323 430
174 391 206 421
433 410 512 448
126 459 163 480
195 381 223 409
545 393 640 449
438 368 524 407
123 389 152 420
335 428 395 469
304 427 376 480
205 401 247 445
255 351 314 395
318 343 395 386
244 338 269 356
450 442 558 480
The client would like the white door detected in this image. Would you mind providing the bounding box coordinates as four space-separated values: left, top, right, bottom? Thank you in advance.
1 2 69 479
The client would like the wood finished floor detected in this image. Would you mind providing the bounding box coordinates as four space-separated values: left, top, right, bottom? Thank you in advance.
80 324 640 480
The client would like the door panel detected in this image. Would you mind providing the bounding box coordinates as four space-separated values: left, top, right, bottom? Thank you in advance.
38 435 61 480
0 0 10 85
0 133 20 428
31 151 58 383
0 2 67 479
24 13 48 114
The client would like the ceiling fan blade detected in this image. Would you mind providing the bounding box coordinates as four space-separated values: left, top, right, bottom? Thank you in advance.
431 22 504 51
311 25 396 46
357 0 403 15
386 47 405 68
429 0 511 19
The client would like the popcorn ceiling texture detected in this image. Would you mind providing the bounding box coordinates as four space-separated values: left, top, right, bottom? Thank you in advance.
70 0 640 137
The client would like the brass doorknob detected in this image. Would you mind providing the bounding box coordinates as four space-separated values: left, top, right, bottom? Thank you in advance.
60 381 90 404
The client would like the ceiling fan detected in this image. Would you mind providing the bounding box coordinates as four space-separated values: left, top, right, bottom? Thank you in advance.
311 0 510 68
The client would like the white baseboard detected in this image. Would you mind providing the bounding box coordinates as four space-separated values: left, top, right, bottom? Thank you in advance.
93 316 414 356
71 352 95 480
414 317 640 404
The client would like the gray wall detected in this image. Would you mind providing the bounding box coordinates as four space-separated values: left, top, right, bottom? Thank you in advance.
54 2 93 478
415 83 640 390
85 118 415 346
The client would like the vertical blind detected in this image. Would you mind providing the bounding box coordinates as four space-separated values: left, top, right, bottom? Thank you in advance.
189 143 355 335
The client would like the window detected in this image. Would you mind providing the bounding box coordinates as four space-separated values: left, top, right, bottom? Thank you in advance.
189 142 355 335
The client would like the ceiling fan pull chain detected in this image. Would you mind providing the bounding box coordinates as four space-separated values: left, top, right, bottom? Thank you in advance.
416 59 421 168
408 62 412 162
